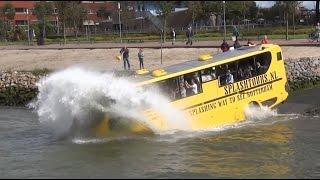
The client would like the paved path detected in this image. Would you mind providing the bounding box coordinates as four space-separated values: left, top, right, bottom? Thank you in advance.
0 39 319 50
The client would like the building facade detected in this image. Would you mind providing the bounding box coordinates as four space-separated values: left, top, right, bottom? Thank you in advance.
0 1 113 27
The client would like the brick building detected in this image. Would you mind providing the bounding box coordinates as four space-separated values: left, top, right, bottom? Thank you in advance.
0 1 192 35
0 1 113 28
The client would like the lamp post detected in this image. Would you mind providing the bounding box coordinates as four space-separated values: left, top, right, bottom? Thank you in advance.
223 1 226 40
160 29 163 65
27 9 30 45
56 16 60 45
118 2 122 44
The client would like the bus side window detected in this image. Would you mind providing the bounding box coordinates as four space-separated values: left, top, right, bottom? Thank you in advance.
216 65 226 86
183 71 202 96
277 52 282 61
201 67 216 83
211 67 217 79
256 52 272 75
238 58 254 80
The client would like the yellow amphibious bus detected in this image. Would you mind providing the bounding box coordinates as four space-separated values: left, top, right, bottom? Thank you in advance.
95 44 288 134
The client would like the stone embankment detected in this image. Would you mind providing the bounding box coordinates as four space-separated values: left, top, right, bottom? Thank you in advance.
0 71 42 106
0 57 320 106
284 57 320 91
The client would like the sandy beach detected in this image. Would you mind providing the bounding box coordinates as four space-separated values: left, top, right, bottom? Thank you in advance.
1 46 320 71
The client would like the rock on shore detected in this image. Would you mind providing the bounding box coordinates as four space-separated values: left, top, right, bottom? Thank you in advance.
285 57 320 91
0 71 43 106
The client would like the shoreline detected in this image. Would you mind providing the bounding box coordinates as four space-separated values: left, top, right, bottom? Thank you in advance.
0 47 319 107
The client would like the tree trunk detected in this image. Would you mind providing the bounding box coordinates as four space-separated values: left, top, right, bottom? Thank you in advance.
3 17 7 42
316 0 319 25
74 20 78 43
293 10 295 39
286 14 288 40
63 21 66 45
163 17 166 42
43 20 46 40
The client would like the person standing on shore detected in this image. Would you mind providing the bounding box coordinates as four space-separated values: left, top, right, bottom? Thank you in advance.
120 45 130 70
261 35 269 44
232 25 239 41
171 28 176 45
186 27 193 46
138 48 144 70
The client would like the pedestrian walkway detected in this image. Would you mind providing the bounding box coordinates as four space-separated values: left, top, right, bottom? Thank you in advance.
0 39 318 50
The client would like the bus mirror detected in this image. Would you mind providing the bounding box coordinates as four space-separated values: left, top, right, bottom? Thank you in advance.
199 54 213 61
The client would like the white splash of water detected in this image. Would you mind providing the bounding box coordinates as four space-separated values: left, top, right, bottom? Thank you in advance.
29 67 189 137
244 104 278 121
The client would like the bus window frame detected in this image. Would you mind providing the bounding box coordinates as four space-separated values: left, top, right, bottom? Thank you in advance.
201 67 217 84
182 71 203 98
217 51 272 87
151 70 204 102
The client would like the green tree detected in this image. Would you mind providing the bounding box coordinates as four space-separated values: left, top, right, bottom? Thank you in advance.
55 1 69 44
156 1 174 42
33 1 54 42
1 3 15 41
187 1 205 26
225 1 242 25
290 1 302 38
275 1 301 40
66 2 87 41
119 1 132 34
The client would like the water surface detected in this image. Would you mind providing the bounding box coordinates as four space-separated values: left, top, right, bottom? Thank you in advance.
1 88 319 178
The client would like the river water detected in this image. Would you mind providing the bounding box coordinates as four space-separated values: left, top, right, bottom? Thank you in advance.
1 87 320 178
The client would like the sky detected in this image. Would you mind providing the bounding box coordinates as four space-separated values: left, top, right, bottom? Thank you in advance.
255 1 316 9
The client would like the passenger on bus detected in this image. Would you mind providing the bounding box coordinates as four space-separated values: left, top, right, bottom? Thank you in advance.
244 65 252 78
201 70 213 82
247 39 256 46
220 40 230 52
256 62 266 74
226 70 234 84
233 39 241 49
179 82 187 98
237 67 244 81
193 74 201 90
185 79 198 95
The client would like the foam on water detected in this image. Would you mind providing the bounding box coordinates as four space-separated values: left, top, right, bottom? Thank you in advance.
244 104 278 121
29 67 189 138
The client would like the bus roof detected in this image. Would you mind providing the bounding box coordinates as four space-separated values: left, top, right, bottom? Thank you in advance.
130 44 272 85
